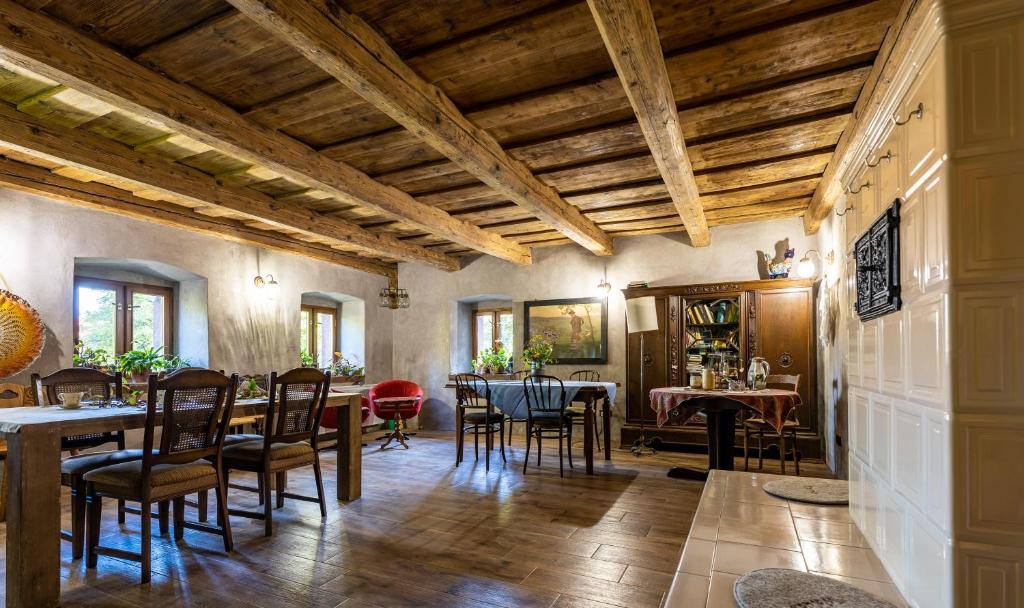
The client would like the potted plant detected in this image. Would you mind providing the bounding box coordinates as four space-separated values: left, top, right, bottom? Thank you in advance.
521 335 555 375
115 346 168 383
329 352 365 385
487 346 510 374
163 355 193 373
72 341 110 371
299 349 318 368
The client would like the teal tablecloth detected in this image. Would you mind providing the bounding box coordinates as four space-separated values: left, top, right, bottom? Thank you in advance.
481 380 617 420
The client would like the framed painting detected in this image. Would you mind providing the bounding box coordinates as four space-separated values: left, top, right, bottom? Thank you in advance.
523 297 608 364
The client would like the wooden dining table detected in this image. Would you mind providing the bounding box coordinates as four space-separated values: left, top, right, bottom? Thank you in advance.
0 391 364 608
445 379 616 475
648 387 801 480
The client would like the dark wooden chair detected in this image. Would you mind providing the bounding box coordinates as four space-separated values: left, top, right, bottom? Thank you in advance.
32 368 140 560
84 369 237 583
454 373 506 471
504 369 527 446
743 373 801 475
221 368 330 537
0 383 27 523
522 374 573 477
565 370 602 449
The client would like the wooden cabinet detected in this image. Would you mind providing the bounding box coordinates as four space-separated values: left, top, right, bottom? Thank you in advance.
621 278 821 458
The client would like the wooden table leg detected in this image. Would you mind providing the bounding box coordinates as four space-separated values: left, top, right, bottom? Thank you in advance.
6 429 61 607
584 403 594 475
336 397 361 501
602 395 612 461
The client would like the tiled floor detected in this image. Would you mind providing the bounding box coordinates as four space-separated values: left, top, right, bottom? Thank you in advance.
664 469 908 607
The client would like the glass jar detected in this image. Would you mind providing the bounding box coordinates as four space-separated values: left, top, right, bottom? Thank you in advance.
747 356 770 390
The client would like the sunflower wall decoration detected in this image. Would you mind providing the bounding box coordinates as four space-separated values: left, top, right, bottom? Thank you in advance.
0 289 46 378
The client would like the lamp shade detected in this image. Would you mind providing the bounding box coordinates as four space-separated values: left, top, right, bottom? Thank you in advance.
625 296 659 333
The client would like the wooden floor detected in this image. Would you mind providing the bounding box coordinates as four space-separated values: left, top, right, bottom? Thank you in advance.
0 432 831 608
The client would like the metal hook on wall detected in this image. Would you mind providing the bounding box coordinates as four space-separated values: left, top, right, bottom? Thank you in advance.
865 149 892 168
835 203 855 217
845 181 871 195
893 102 923 126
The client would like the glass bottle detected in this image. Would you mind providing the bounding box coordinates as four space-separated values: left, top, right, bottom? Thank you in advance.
747 356 770 390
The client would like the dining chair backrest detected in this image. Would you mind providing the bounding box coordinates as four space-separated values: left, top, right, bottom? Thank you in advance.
266 367 330 448
143 369 237 468
569 370 600 382
0 383 26 407
32 368 125 450
765 374 800 392
523 374 566 418
454 373 490 410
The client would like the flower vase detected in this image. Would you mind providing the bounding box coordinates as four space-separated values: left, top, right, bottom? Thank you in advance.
529 362 545 376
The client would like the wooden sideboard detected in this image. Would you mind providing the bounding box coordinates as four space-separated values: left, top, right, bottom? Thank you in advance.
621 277 821 459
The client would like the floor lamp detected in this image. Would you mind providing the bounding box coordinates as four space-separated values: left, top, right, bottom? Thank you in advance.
626 296 658 456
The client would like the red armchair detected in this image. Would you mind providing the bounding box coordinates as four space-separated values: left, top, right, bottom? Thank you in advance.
370 380 423 449
321 395 372 430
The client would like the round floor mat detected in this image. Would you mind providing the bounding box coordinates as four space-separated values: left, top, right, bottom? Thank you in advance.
734 569 896 608
762 478 849 504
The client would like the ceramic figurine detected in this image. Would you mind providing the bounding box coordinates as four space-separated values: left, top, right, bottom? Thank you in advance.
765 248 795 279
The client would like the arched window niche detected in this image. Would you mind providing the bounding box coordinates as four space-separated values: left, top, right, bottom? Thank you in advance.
73 257 210 366
450 293 515 374
299 291 366 373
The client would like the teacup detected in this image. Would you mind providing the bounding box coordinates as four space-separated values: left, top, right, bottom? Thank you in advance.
58 392 86 409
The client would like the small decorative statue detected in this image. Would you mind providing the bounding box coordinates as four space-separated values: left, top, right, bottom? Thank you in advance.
765 248 795 279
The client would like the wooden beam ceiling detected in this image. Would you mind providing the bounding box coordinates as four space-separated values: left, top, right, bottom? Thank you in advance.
227 0 615 256
0 0 531 266
587 0 709 246
0 155 397 279
0 101 460 271
803 0 919 233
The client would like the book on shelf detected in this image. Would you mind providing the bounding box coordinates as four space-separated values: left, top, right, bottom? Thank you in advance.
687 300 740 325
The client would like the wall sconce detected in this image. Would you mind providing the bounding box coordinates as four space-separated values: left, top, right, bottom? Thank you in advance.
253 273 279 299
797 249 834 279
595 265 612 297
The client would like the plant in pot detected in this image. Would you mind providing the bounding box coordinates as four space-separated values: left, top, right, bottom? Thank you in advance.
521 335 555 375
115 346 168 383
299 349 318 368
329 352 365 384
487 346 510 374
72 341 111 371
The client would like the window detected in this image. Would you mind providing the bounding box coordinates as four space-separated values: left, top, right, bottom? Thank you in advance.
473 309 514 359
300 305 338 367
74 277 174 355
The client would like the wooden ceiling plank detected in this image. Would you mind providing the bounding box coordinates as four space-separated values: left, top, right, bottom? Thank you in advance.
587 0 709 245
227 0 614 256
0 155 397 278
0 101 459 271
804 0 916 233
0 0 530 265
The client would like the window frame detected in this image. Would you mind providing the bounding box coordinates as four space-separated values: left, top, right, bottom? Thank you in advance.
472 308 514 358
300 304 339 365
73 276 175 355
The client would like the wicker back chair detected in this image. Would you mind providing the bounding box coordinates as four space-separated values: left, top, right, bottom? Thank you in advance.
84 369 238 582
32 368 125 451
221 368 331 536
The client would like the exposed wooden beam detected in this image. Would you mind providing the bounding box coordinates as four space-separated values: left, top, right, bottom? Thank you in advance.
803 0 913 233
0 0 529 265
0 101 460 272
0 156 397 279
227 0 614 256
587 0 709 246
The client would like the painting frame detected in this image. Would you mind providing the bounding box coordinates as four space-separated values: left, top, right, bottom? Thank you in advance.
523 297 608 364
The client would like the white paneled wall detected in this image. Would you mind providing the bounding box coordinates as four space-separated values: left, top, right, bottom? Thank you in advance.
836 4 954 606
947 3 1024 606
830 2 1024 606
